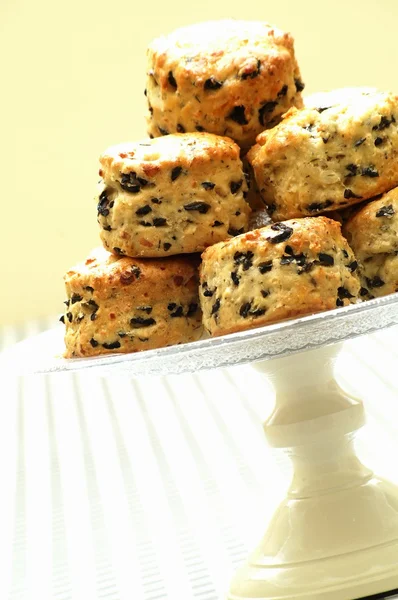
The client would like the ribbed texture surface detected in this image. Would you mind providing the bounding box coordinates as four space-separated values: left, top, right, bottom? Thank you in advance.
2 318 398 599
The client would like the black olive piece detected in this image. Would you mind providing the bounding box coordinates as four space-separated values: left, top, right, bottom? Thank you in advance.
259 101 277 126
71 294 83 304
136 205 152 216
307 200 333 212
139 337 149 342
258 261 273 274
277 84 288 98
240 302 252 318
354 138 366 147
168 71 177 88
151 197 161 204
187 303 198 317
168 303 177 310
66 312 73 322
322 137 329 144
183 202 211 214
251 308 266 317
318 253 335 266
342 249 349 258
120 172 142 193
97 190 110 216
235 211 241 216
201 181 215 190
90 313 97 321
195 125 205 132
204 77 223 90
139 221 152 227
338 286 354 299
228 227 244 236
211 298 221 315
64 300 70 306
171 166 182 181
170 306 184 317
344 189 362 199
231 271 240 286
103 341 121 350
230 180 243 194
90 338 99 347
361 166 379 177
130 317 156 327
59 315 65 323
267 203 277 214
234 251 254 270
280 253 306 266
228 105 249 125
374 137 384 147
203 289 214 297
148 106 153 114
85 286 94 293
137 306 152 314
158 127 169 136
241 59 261 80
267 223 293 244
118 332 127 338
212 221 223 227
261 290 269 298
348 261 358 272
144 88 147 96
346 164 358 176
316 106 332 113
153 217 167 227
103 225 112 231
336 298 345 307
366 276 385 288
297 261 314 275
304 124 315 132
376 204 395 218
360 287 369 296
295 79 305 92
372 115 395 131
163 243 172 251
177 124 185 133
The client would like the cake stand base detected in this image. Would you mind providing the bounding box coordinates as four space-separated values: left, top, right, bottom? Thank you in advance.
228 344 398 600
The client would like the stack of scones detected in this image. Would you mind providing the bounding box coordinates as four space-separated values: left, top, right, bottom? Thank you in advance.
61 20 398 357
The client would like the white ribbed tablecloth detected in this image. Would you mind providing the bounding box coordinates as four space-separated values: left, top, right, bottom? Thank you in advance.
1 317 398 600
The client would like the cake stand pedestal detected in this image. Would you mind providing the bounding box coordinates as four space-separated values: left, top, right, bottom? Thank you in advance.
229 344 398 600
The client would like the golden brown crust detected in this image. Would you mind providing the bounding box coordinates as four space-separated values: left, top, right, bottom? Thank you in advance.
97 133 250 257
343 187 398 297
62 248 203 357
146 20 304 149
248 88 398 221
199 217 360 336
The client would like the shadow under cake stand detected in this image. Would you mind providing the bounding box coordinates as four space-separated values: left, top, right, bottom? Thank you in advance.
2 294 398 599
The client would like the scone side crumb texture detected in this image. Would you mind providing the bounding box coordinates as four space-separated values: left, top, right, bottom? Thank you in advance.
248 88 398 221
343 187 398 298
97 133 251 258
62 247 203 357
146 19 304 149
199 217 360 336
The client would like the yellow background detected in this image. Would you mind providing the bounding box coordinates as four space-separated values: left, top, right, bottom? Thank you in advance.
2 0 398 325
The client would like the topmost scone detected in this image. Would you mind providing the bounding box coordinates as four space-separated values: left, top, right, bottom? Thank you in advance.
146 19 304 149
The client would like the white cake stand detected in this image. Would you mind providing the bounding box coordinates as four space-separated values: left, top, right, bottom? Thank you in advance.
2 294 398 600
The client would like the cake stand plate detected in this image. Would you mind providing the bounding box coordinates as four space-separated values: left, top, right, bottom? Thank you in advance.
2 293 398 600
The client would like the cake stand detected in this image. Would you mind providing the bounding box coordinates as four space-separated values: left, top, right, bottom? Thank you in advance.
2 294 398 600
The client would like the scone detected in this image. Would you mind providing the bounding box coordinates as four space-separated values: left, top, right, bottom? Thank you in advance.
61 247 203 357
146 20 304 149
248 87 398 221
199 217 360 336
343 187 398 298
97 133 250 258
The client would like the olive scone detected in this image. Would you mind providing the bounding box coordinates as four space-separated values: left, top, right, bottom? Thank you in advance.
146 19 304 149
248 87 398 221
199 217 360 336
61 247 203 357
97 133 250 258
343 187 398 298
